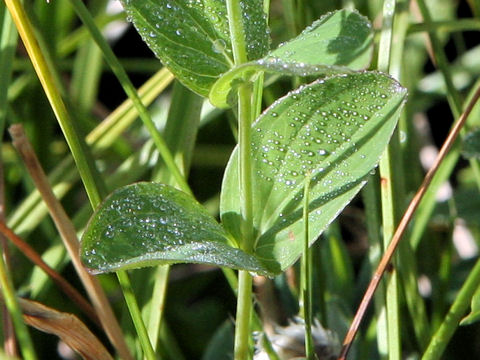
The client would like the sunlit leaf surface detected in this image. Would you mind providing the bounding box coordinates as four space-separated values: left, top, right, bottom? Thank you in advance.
221 72 407 273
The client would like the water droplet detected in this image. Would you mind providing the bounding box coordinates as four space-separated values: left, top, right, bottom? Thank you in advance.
212 39 226 54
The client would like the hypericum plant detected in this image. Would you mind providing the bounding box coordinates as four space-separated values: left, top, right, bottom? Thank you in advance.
80 1 406 358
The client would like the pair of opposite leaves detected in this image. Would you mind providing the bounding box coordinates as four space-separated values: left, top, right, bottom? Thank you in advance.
81 1 407 277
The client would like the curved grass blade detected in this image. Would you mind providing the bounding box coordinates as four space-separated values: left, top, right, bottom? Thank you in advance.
221 72 407 273
210 9 373 108
120 0 268 97
81 182 271 276
461 286 480 325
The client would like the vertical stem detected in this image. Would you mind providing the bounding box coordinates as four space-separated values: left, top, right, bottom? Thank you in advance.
0 3 18 356
5 0 107 207
234 270 253 360
281 0 297 39
422 258 480 360
0 253 37 360
362 177 389 356
226 1 255 359
300 175 314 359
69 0 191 195
226 0 248 65
378 0 401 359
238 84 254 250
116 271 157 360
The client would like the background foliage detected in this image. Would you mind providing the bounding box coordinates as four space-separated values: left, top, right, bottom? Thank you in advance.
1 0 480 359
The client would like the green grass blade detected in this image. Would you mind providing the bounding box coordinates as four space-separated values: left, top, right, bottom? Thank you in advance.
5 0 107 206
70 1 107 115
377 0 402 358
68 0 190 194
422 258 480 360
8 69 173 237
0 255 37 360
300 174 314 359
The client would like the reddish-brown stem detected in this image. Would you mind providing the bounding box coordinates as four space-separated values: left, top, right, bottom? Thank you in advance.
0 221 99 325
338 84 480 360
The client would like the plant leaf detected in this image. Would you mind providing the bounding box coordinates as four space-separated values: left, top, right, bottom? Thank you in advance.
81 182 271 276
120 0 269 97
201 320 234 360
17 298 113 360
462 129 480 159
210 9 373 108
221 72 407 273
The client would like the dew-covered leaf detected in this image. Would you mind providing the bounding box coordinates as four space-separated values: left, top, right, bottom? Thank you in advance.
462 129 480 159
120 0 269 97
210 9 373 108
81 182 271 276
221 72 407 273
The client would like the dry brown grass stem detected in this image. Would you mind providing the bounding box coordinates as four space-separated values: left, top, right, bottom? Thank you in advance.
339 83 480 360
9 124 133 360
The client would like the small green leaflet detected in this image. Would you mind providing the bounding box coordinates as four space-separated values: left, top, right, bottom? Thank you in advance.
461 285 480 326
81 183 272 276
210 9 373 108
221 72 407 274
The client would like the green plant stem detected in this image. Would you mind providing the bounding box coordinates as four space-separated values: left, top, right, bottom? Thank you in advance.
422 257 480 360
226 0 248 65
282 0 297 39
0 254 36 360
377 0 401 359
8 69 173 238
57 12 125 57
116 270 156 360
146 265 169 351
238 84 255 250
362 177 389 356
389 0 430 352
147 81 202 354
0 4 16 129
5 0 107 207
234 270 253 360
300 174 314 359
226 1 255 359
68 0 190 194
0 5 18 354
234 67 254 360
